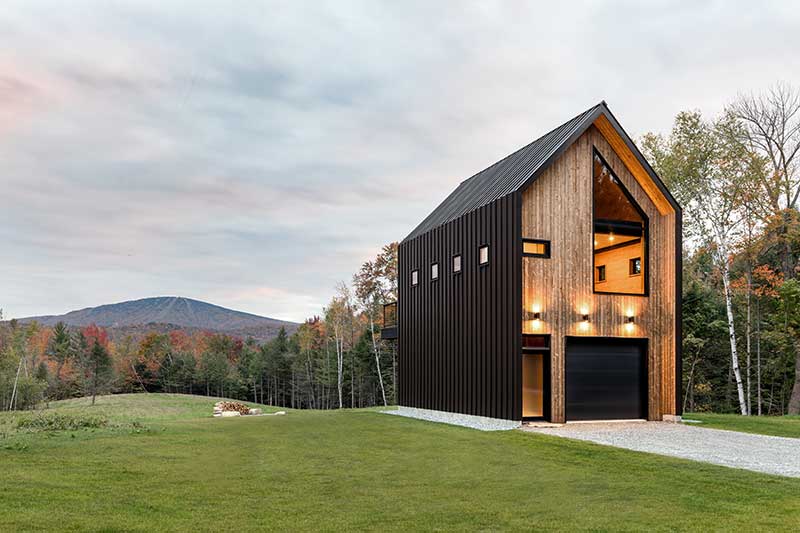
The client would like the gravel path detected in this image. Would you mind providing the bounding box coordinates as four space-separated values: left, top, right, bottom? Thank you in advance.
522 422 800 478
385 407 521 431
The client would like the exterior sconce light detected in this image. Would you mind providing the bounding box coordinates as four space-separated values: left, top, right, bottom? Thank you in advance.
581 314 590 322
625 315 635 332
533 311 541 321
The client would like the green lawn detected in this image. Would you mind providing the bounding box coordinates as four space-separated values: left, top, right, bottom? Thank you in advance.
0 395 798 532
684 411 800 438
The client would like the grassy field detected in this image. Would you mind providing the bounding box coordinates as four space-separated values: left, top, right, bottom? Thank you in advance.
1 395 799 532
684 411 800 438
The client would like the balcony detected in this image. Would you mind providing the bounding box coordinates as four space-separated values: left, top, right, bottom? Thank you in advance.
381 302 397 340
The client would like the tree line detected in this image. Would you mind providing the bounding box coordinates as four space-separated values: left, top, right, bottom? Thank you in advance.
642 81 800 415
0 243 398 411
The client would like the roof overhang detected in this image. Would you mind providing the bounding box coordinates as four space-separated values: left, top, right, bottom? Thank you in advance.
520 102 680 216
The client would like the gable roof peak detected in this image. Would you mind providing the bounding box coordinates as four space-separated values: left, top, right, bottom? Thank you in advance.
402 101 678 242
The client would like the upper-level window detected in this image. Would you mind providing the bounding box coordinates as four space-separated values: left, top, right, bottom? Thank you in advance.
523 239 550 258
431 263 439 281
629 257 642 276
593 149 648 295
411 269 419 286
453 254 462 274
596 265 606 283
479 245 489 265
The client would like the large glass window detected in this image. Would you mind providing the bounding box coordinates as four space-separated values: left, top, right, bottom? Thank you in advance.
593 149 647 295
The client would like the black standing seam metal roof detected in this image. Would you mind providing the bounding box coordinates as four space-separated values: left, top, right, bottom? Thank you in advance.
403 101 676 243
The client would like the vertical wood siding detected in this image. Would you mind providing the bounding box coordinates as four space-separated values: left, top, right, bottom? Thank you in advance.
521 126 677 422
398 195 522 421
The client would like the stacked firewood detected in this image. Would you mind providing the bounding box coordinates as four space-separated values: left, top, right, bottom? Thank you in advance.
213 401 252 416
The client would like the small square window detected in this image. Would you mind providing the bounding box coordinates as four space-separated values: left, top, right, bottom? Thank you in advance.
479 245 489 265
523 239 550 258
596 265 606 282
411 270 419 286
431 263 439 281
629 257 642 276
453 254 462 274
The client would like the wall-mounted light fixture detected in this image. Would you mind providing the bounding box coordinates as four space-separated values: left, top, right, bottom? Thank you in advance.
625 316 635 324
578 306 590 331
625 314 635 332
531 304 542 330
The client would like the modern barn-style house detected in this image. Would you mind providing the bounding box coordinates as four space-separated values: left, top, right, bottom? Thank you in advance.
386 102 682 424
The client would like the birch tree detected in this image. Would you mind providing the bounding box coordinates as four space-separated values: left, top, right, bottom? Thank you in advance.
325 284 355 409
729 83 800 413
354 260 388 406
643 111 757 415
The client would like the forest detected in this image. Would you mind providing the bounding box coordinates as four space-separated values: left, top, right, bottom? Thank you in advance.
2 82 800 417
0 244 397 412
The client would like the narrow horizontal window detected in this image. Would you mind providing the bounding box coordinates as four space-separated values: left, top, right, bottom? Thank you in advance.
523 239 550 258
596 265 606 283
431 262 439 281
629 257 642 276
452 254 462 274
479 245 489 265
411 270 419 286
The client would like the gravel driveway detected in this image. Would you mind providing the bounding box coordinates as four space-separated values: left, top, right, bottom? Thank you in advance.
522 422 800 478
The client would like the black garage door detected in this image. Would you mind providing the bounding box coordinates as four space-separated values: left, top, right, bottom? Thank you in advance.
565 337 647 421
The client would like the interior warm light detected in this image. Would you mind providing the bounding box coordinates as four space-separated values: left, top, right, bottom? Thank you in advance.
608 233 615 242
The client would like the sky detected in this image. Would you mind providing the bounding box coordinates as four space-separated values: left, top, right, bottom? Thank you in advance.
1 1 800 322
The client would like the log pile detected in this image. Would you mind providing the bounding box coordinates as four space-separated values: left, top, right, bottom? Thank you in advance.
213 401 259 417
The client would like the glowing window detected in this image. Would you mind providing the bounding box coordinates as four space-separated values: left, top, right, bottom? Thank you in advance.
523 239 550 258
453 255 462 273
593 149 647 295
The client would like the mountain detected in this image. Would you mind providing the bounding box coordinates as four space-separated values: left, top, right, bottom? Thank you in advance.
18 297 298 343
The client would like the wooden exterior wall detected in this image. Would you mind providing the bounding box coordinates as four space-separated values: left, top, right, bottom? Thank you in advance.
521 125 677 423
398 195 522 421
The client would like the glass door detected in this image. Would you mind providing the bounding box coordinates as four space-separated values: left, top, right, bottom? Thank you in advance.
522 334 550 420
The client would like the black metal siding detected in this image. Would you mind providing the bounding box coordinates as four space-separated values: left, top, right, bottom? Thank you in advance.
398 194 522 421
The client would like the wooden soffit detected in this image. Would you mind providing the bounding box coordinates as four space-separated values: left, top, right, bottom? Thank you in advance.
593 114 674 215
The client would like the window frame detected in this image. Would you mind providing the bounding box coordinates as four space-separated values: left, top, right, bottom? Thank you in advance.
431 262 439 281
411 269 419 287
479 244 490 266
596 264 606 283
591 147 650 296
629 257 642 276
522 238 551 258
452 254 462 275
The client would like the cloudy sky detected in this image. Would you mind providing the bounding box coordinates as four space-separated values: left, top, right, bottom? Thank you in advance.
1 1 799 322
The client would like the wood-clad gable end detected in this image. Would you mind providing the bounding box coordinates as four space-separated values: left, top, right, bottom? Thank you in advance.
521 125 677 423
398 195 522 421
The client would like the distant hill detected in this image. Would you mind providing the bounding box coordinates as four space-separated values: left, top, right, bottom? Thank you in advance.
18 296 298 343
